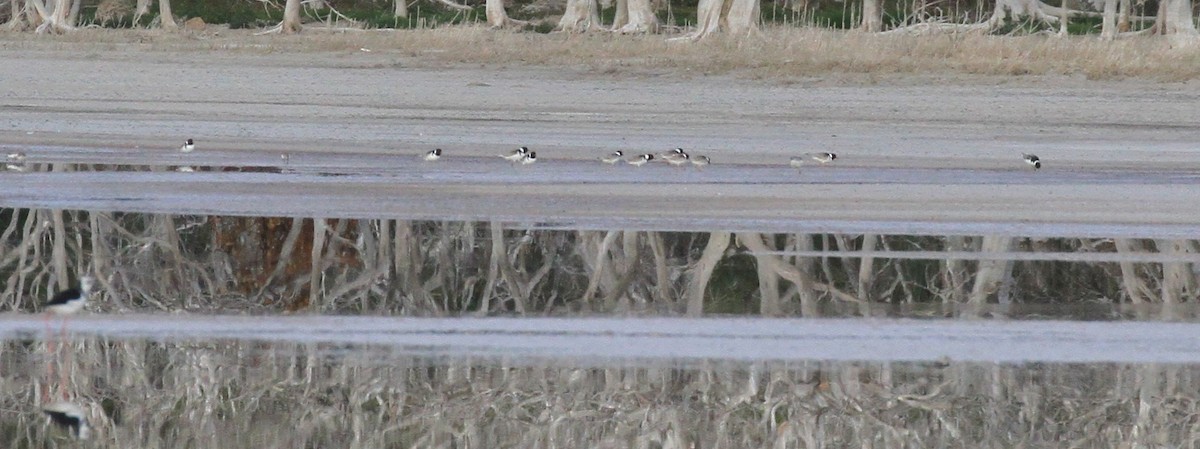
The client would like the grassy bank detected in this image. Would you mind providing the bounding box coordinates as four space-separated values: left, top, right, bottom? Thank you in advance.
1 26 1195 81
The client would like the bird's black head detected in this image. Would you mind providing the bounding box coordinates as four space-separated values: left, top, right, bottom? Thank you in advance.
645 154 654 160
1034 161 1041 169
829 153 837 160
185 139 194 145
519 146 529 153
528 152 536 158
434 148 442 155
673 148 685 154
614 150 623 156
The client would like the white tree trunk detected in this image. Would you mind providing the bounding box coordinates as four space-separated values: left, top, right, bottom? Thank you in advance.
861 0 882 32
558 0 603 32
685 0 759 39
1100 0 1117 39
158 0 176 29
282 0 302 33
133 0 150 23
687 232 730 316
394 0 407 18
66 0 80 25
614 0 659 33
1165 0 1198 33
969 236 1013 305
725 0 759 34
486 0 525 27
35 0 73 33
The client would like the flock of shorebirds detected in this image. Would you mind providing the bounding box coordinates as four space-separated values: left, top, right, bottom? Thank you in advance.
4 139 1043 173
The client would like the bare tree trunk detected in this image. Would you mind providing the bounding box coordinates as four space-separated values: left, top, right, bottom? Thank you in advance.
648 232 672 303
1100 0 1118 39
942 236 968 303
614 0 659 33
692 0 724 38
1114 239 1153 304
1155 239 1197 303
158 0 176 30
687 232 730 316
861 0 882 31
66 0 80 26
135 0 150 22
394 0 408 18
856 234 878 302
725 0 760 34
283 0 302 33
1163 0 1199 46
36 0 73 33
969 236 1013 305
486 0 525 27
738 233 782 316
558 0 603 32
1116 0 1129 31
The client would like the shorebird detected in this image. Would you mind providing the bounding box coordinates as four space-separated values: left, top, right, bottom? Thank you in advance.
46 277 93 316
179 139 195 153
601 150 624 164
423 148 442 161
1022 153 1041 169
280 153 290 165
692 155 711 169
501 147 529 162
520 152 538 165
5 151 26 171
628 154 654 167
663 152 690 166
42 402 89 440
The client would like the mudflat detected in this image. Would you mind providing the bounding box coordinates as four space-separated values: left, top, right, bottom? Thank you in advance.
2 31 1199 236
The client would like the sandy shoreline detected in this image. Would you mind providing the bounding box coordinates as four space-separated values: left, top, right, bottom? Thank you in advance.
2 36 1199 236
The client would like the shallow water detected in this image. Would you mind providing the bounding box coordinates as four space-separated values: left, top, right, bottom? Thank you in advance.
5 155 1200 446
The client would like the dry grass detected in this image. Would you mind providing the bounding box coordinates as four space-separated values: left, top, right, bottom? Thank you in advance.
2 25 1199 80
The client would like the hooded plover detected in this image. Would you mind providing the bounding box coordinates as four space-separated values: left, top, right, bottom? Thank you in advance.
1022 153 1041 169
42 402 90 440
6 151 27 171
663 152 690 166
46 277 93 316
807 152 837 163
423 148 442 161
501 146 529 162
601 150 624 164
692 155 711 169
628 154 654 166
520 152 537 165
179 139 195 153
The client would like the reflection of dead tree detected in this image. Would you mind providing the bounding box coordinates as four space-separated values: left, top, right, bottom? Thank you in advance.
687 232 730 316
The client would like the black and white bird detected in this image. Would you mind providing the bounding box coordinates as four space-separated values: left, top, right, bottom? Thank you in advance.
601 150 624 164
663 152 690 166
5 151 26 171
46 277 93 316
179 139 195 153
520 152 538 165
501 147 529 162
43 401 90 440
423 148 443 161
1022 153 1041 169
628 154 654 167
691 155 711 169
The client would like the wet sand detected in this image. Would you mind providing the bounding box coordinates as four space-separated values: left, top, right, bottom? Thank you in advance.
2 45 1200 236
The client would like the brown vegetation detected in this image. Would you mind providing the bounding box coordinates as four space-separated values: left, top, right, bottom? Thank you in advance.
0 26 1197 80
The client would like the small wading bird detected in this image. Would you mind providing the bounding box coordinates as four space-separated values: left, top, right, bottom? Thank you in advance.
46 277 93 316
663 151 690 166
6 151 26 171
628 154 654 166
520 152 538 165
601 150 624 164
42 402 90 440
1023 153 1041 169
691 155 711 169
501 146 529 162
423 148 442 161
179 138 195 153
